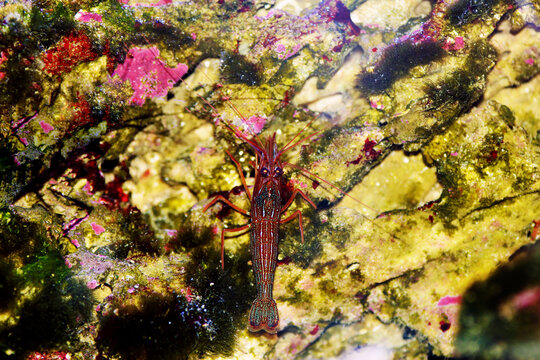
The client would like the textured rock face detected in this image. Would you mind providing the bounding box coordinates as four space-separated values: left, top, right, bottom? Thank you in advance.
1 0 539 359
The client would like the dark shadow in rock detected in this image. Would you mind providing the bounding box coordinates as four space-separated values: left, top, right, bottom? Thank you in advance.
456 240 540 359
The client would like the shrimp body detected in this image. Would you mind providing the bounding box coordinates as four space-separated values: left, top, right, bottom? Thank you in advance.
204 129 317 334
248 137 284 333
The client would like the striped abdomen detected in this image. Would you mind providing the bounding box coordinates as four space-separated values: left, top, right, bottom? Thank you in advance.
248 182 281 333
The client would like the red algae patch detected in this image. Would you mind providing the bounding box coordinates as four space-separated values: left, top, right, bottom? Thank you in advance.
42 32 98 77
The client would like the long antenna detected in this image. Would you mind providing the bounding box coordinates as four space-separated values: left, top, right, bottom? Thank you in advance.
278 117 317 155
197 65 265 148
283 161 401 241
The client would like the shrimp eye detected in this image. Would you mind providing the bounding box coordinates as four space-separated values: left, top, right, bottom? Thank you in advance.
261 167 269 177
274 167 283 177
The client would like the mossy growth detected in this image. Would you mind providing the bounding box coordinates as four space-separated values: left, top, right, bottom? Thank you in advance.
513 54 540 83
21 251 72 285
424 40 497 113
214 0 255 18
356 40 445 95
98 0 136 34
113 208 161 259
0 259 22 313
446 0 508 26
0 137 26 206
97 247 255 359
87 92 125 127
185 247 255 337
220 51 262 86
280 207 351 269
382 283 412 312
280 273 310 304
27 2 75 49
297 124 345 172
0 279 93 359
133 17 194 54
165 218 214 252
97 292 203 360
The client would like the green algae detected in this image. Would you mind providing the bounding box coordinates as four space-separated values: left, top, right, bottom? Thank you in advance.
21 251 71 285
220 51 263 86
424 100 539 222
0 232 93 359
98 0 136 34
425 41 497 112
0 207 47 262
0 259 22 313
96 246 255 359
0 277 93 359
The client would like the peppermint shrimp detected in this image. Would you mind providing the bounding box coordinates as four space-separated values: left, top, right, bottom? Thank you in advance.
203 122 319 333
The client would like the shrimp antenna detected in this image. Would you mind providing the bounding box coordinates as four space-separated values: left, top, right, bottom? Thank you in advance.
278 117 318 156
196 64 266 149
278 125 327 158
283 161 402 241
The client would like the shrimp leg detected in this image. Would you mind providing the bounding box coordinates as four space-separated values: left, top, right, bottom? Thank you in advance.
281 188 317 213
219 224 250 269
280 210 307 243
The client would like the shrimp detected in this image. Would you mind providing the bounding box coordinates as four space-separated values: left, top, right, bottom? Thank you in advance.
203 122 319 333
134 39 321 332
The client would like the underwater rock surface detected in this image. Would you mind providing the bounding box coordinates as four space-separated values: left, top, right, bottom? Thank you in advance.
1 0 539 359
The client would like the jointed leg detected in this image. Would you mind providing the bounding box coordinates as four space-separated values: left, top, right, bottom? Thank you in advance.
203 195 249 216
225 149 252 202
280 210 306 243
281 188 316 214
220 224 250 269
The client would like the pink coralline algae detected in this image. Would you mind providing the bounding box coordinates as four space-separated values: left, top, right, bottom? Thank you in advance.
437 295 462 306
370 99 384 109
443 36 465 51
74 11 103 22
119 0 173 8
112 47 188 106
276 43 303 60
91 222 106 235
242 115 267 135
87 280 99 289
39 121 54 134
